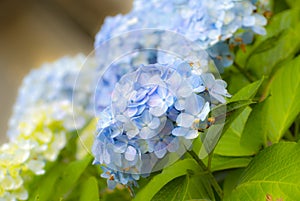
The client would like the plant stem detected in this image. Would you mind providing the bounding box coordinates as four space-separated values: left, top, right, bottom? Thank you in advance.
207 152 213 171
188 150 223 199
234 61 255 82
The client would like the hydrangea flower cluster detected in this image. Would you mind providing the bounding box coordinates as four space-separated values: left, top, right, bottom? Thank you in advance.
1 54 97 200
0 103 70 201
92 61 231 189
94 0 267 110
8 54 96 139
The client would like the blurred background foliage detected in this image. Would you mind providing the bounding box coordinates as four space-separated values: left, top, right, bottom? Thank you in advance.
0 0 132 142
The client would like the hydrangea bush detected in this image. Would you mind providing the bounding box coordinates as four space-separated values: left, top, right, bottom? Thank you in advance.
1 0 300 200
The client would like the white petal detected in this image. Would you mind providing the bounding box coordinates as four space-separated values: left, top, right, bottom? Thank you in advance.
27 160 45 175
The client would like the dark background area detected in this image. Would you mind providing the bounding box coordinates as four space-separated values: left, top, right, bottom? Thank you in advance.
0 0 132 142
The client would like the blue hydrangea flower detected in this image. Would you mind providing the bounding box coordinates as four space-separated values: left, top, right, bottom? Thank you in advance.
201 73 232 104
172 94 210 139
92 61 230 189
93 0 266 112
207 42 235 70
147 120 179 158
98 0 267 55
100 166 140 190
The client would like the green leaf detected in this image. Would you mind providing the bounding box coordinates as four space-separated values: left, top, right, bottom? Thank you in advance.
53 155 92 200
285 0 300 8
225 142 300 200
151 175 189 201
229 78 264 102
236 9 300 64
224 71 251 94
30 156 93 200
215 77 264 156
187 174 215 200
240 101 268 151
211 100 255 131
273 0 290 14
199 101 255 158
102 189 132 201
236 9 300 77
80 177 100 201
209 155 252 172
247 27 300 78
223 169 244 198
29 162 64 201
134 159 203 201
264 56 300 143
212 100 255 116
215 107 256 156
149 164 217 201
76 119 97 159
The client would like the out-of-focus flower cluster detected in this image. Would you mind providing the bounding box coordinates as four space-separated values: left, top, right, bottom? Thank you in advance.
1 55 96 200
8 54 96 139
94 0 267 111
0 103 69 201
92 60 231 189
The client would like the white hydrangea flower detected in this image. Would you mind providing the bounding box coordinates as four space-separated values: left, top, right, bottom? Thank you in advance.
0 102 74 200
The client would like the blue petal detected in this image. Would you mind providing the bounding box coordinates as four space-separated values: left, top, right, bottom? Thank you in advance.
125 146 137 161
176 113 195 127
198 102 210 121
148 117 160 129
159 120 174 135
184 94 204 115
149 105 168 117
172 127 188 137
127 107 138 117
141 110 152 124
107 179 117 189
113 141 127 153
185 129 199 139
140 127 156 139
177 82 193 98
157 86 168 98
167 137 179 152
154 142 167 158
147 93 163 107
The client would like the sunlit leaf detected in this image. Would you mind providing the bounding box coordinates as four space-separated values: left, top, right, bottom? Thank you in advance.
79 177 100 201
151 176 189 201
53 155 92 200
215 107 255 156
264 56 300 143
223 169 244 198
209 155 252 172
235 9 300 78
229 78 264 102
134 159 212 201
76 119 97 159
225 142 300 200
